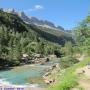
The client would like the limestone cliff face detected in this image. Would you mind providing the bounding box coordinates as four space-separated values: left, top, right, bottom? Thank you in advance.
3 8 65 31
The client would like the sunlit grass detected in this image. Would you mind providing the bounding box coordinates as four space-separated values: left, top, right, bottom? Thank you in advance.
48 57 90 90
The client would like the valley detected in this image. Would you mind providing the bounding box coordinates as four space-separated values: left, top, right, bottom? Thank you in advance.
0 2 90 89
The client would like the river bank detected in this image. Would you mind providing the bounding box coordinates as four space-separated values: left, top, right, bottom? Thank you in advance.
42 63 60 85
0 57 60 90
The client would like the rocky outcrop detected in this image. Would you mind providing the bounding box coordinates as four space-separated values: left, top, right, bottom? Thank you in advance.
30 54 50 64
43 63 60 85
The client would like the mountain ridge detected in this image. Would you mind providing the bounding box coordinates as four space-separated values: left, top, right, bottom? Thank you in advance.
0 9 74 45
2 8 65 31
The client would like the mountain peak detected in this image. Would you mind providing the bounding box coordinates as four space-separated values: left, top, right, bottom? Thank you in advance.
3 8 15 14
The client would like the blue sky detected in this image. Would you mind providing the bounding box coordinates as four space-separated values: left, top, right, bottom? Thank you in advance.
0 0 90 29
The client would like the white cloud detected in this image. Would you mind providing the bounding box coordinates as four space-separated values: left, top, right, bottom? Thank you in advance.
34 5 44 10
24 5 44 12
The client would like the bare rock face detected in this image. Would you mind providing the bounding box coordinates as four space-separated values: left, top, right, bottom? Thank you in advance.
3 8 65 31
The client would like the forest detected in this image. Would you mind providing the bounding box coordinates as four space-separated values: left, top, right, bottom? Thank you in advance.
0 10 73 68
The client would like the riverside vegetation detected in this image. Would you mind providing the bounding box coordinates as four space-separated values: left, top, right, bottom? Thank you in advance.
0 9 90 90
48 14 90 90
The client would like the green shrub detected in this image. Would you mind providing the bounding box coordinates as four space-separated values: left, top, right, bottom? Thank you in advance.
8 59 20 66
60 56 79 68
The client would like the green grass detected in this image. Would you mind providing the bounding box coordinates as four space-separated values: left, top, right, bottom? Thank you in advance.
48 57 90 90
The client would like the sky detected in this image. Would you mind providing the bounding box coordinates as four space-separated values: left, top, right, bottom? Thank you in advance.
0 0 90 30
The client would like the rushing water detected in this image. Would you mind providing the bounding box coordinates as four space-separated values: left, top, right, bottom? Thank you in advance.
0 59 60 87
